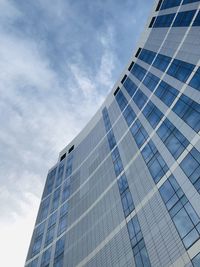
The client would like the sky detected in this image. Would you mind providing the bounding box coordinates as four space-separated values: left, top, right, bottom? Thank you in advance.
0 0 153 266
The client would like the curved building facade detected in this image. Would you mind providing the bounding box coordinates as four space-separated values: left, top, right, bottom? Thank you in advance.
26 0 200 266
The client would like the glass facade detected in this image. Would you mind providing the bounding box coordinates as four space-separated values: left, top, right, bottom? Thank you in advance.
26 1 200 266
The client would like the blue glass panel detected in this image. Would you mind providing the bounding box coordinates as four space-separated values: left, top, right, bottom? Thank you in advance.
157 118 189 159
116 91 128 111
55 236 65 258
180 148 200 193
167 59 195 82
159 175 200 249
41 247 51 267
121 189 134 217
183 0 200 3
193 10 200 26
155 81 178 107
28 258 38 267
160 0 181 10
133 89 148 109
189 67 200 91
131 120 149 148
138 49 156 64
118 174 129 194
192 252 200 267
143 101 164 128
131 63 147 81
153 54 171 71
123 105 136 126
153 13 176 27
173 10 196 27
123 77 138 97
143 73 160 92
172 94 200 132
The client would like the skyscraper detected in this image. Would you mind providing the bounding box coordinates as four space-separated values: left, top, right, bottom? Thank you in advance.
25 0 200 266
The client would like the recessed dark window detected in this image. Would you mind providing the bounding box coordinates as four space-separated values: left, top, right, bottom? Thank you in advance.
114 87 120 96
128 61 134 71
121 75 127 84
68 145 74 154
135 48 142 58
149 17 156 28
156 0 162 11
60 153 66 161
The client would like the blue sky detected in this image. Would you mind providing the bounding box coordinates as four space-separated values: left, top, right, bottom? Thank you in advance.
0 0 153 266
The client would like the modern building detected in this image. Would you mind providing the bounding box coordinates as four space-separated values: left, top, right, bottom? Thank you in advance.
25 0 200 266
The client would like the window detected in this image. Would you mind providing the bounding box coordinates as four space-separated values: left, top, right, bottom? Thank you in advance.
60 202 68 217
111 147 123 176
143 101 164 128
121 188 135 217
57 216 67 236
159 175 200 249
153 53 171 71
54 236 65 258
123 77 138 97
48 211 57 228
38 196 51 223
127 216 151 267
43 168 56 198
62 180 70 202
167 59 195 82
154 81 178 107
138 49 156 65
27 258 38 267
51 188 61 212
180 148 200 193
153 13 176 28
183 0 200 4
131 63 147 81
193 10 200 26
102 108 112 132
123 105 136 126
172 94 200 133
160 0 181 10
157 118 189 159
133 89 148 109
118 174 129 194
116 90 128 111
189 67 200 91
31 236 43 256
54 237 65 267
45 225 55 247
55 164 64 187
65 154 73 179
173 10 196 27
54 253 64 267
143 72 160 92
192 252 200 267
113 155 124 177
141 140 169 183
107 130 116 150
130 119 149 148
41 248 51 267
